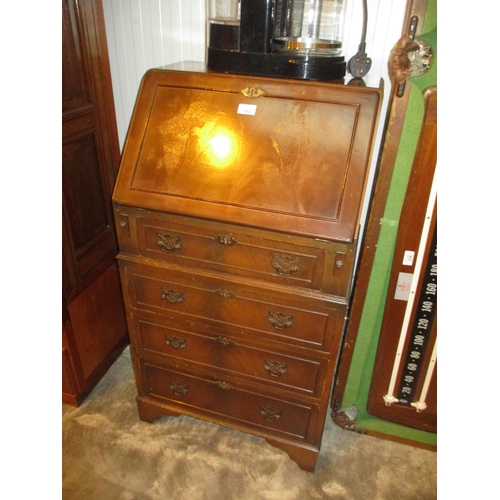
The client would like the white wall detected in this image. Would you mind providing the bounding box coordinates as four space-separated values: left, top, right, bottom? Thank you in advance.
103 0 408 231
103 0 206 146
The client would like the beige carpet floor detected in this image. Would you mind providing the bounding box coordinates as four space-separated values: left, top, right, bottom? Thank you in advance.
62 347 437 499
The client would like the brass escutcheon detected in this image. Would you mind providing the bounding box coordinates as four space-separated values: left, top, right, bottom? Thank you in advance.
240 87 266 98
215 336 235 347
215 234 238 246
212 380 234 391
214 288 236 299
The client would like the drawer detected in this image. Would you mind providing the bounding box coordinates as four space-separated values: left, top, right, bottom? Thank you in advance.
132 314 328 398
142 361 318 442
114 206 354 296
119 258 345 353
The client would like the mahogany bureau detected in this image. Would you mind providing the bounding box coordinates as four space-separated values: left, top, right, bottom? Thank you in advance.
112 63 382 471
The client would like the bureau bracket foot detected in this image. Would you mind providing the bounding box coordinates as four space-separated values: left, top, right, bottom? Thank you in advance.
136 396 181 423
265 438 319 472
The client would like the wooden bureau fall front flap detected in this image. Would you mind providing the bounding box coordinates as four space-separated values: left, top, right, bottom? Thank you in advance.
112 65 382 472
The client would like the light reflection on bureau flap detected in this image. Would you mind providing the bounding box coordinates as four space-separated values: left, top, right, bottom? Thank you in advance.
131 86 355 220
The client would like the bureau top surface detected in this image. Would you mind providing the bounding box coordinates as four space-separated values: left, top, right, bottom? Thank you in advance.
113 65 382 243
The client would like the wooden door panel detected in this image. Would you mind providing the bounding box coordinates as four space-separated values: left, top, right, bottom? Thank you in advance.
63 133 107 248
62 0 91 114
62 130 116 282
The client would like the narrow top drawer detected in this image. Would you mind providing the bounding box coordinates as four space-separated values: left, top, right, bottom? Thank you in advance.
114 206 354 297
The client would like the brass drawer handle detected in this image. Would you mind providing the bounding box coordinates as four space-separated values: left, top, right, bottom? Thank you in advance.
170 381 188 395
165 335 187 349
272 253 301 277
268 310 294 330
215 234 238 246
157 232 182 253
161 287 185 304
215 336 235 347
260 406 282 422
264 359 288 377
212 380 234 390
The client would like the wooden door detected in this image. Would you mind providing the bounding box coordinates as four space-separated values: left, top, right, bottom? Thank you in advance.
62 0 128 406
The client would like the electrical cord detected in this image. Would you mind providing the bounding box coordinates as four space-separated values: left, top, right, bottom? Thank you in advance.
348 0 372 77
